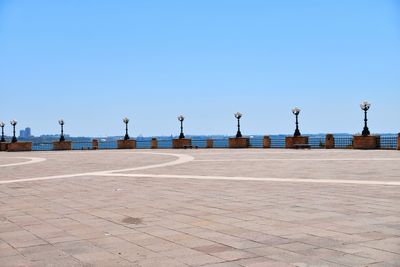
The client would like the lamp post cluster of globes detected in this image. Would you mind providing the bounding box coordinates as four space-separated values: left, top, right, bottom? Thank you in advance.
0 101 373 143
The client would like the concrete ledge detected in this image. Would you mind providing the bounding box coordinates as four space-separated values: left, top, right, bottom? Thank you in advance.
206 139 213 148
151 138 158 149
52 141 72 151
172 138 192 149
285 136 309 149
353 135 380 150
229 137 249 148
325 134 334 149
7 142 32 152
263 136 271 148
117 139 136 149
0 142 8 152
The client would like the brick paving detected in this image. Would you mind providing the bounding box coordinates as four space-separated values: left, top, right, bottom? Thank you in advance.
0 149 399 266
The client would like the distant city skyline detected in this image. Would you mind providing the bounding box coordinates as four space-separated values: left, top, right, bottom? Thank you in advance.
1 1 399 136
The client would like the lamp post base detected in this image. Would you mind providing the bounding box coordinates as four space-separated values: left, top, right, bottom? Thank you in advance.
229 137 249 148
353 135 380 150
172 138 192 149
53 141 72 151
117 139 136 149
7 142 32 152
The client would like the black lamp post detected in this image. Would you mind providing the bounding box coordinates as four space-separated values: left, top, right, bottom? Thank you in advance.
178 115 185 139
360 101 371 136
123 117 130 140
234 112 242 138
292 107 301 137
58 119 65 142
0 122 5 142
10 120 17 143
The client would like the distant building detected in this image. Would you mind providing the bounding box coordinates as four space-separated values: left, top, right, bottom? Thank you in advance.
19 127 32 138
25 127 31 137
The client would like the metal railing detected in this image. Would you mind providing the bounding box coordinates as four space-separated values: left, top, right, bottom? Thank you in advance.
380 135 397 149
32 142 53 151
270 136 286 148
213 139 229 148
72 142 92 150
20 135 400 151
309 136 325 148
334 136 353 148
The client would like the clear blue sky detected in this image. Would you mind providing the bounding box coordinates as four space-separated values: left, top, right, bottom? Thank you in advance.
1 0 399 137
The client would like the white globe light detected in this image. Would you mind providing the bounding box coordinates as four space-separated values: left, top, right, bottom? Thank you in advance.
234 112 242 119
292 107 301 115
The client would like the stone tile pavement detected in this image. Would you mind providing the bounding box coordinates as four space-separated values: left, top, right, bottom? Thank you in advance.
0 149 399 266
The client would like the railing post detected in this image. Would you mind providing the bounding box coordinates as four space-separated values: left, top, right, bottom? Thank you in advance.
325 134 334 149
151 138 158 149
92 139 99 150
263 136 271 148
206 139 213 148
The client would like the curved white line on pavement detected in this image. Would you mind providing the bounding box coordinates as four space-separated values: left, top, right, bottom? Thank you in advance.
93 173 400 186
0 152 193 184
98 152 194 174
195 158 400 162
0 157 47 167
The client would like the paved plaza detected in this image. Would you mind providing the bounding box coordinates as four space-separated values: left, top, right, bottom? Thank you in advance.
0 149 400 266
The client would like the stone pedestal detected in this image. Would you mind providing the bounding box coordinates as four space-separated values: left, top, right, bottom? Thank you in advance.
206 139 213 148
229 137 249 148
263 136 271 148
285 136 309 148
172 138 192 149
52 141 72 151
353 135 380 150
92 139 99 150
0 142 8 152
398 134 400 150
117 139 136 149
325 134 335 149
7 142 32 152
151 138 158 149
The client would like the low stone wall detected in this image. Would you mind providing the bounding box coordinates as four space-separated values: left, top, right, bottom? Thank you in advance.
285 136 309 148
229 137 249 148
398 134 400 150
92 139 99 150
206 139 213 148
7 142 32 152
353 135 380 149
151 138 158 149
172 138 192 149
53 141 72 151
325 134 335 149
263 136 271 148
117 139 136 149
0 142 8 152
